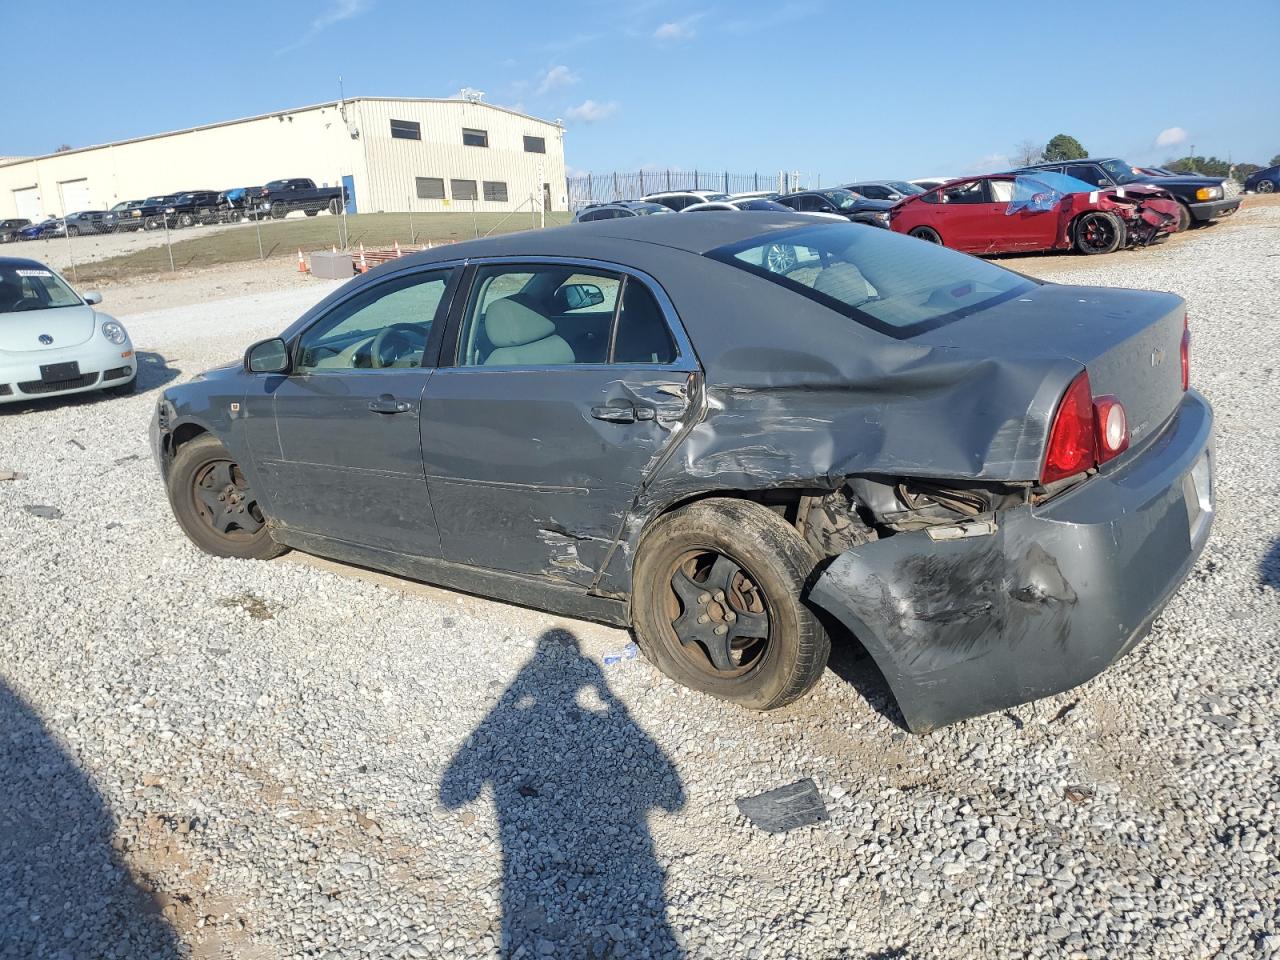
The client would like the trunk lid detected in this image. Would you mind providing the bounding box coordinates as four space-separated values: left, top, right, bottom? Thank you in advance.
0 305 97 352
915 283 1187 460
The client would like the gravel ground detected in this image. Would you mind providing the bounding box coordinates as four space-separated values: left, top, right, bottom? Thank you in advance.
1 207 1278 960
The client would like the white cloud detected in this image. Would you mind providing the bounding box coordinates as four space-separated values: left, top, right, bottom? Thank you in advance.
964 152 1012 175
653 14 703 43
1155 126 1188 148
277 0 372 54
537 65 580 96
565 99 619 124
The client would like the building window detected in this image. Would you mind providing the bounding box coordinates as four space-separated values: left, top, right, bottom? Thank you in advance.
390 119 421 140
451 179 478 201
415 177 445 200
482 181 508 202
462 128 488 148
523 136 546 154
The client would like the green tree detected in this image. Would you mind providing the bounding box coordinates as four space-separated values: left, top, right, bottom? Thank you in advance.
1042 134 1087 162
1167 155 1236 178
1270 153 1280 168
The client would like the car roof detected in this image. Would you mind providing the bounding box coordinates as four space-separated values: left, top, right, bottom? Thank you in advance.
1023 157 1118 167
0 256 53 270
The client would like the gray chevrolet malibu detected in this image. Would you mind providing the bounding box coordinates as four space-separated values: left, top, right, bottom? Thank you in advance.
150 214 1214 731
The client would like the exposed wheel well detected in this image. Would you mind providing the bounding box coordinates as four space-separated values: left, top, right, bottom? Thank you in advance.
169 422 208 454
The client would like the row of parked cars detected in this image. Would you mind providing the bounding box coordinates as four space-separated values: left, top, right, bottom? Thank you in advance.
0 178 347 243
575 156 1254 258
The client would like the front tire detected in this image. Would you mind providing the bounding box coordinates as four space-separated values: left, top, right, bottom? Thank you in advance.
908 226 942 244
1258 181 1275 194
1073 211 1125 254
305 209 319 217
632 498 830 710
105 372 137 396
1174 202 1192 232
166 435 287 561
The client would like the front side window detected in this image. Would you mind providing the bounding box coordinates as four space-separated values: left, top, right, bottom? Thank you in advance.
523 135 546 153
451 179 478 201
296 270 452 372
390 119 422 140
0 263 81 313
707 223 1036 339
483 181 508 202
416 177 445 200
1065 164 1107 187
988 179 1014 203
462 127 488 148
941 181 988 204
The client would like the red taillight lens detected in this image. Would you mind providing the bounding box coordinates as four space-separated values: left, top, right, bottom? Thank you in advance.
1093 395 1129 463
1041 371 1097 484
1181 312 1190 391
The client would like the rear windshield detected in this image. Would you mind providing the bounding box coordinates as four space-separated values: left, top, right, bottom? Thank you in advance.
706 223 1036 339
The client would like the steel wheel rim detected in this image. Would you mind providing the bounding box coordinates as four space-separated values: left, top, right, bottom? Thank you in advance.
765 243 796 273
663 548 772 679
190 458 265 540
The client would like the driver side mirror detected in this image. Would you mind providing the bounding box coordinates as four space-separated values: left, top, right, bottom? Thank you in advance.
245 337 290 374
554 283 605 311
82 290 103 305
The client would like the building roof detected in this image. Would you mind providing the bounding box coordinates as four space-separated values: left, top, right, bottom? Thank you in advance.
0 97 563 169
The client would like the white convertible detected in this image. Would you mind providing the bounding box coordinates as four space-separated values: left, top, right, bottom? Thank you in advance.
0 257 136 404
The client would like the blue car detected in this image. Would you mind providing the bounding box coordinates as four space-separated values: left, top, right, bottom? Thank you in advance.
1244 165 1279 194
18 219 64 241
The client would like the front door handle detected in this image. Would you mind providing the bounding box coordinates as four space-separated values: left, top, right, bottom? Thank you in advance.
591 403 636 423
368 394 413 414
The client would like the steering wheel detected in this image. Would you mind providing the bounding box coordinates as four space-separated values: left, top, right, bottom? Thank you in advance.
370 323 423 368
10 299 42 312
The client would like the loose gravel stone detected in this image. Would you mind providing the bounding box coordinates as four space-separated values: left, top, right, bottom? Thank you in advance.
2 205 1279 958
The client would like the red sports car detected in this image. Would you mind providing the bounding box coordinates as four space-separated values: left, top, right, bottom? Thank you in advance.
889 172 1179 256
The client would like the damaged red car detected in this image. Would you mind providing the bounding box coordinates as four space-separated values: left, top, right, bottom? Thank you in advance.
890 172 1180 256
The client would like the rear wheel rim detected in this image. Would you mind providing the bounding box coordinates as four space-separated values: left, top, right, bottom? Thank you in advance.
912 228 940 243
764 243 796 273
663 549 772 679
190 458 265 541
1079 214 1116 252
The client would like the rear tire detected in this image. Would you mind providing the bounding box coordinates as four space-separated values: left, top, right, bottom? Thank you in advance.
908 226 942 244
1073 211 1125 255
166 434 288 561
632 498 830 711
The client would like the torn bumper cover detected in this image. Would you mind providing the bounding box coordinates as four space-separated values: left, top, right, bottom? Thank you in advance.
810 390 1214 733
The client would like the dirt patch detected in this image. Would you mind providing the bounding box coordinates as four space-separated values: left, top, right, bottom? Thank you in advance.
218 592 278 621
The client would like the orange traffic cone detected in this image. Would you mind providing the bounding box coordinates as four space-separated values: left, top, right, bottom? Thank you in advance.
358 243 368 273
297 249 308 274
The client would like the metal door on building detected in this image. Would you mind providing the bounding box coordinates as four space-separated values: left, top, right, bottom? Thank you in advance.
58 179 91 214
13 186 40 221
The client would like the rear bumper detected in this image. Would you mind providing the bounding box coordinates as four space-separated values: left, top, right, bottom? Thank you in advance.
1189 198 1239 221
810 390 1215 732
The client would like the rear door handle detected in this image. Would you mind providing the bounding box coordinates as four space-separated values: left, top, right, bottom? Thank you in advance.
591 403 636 423
368 394 413 414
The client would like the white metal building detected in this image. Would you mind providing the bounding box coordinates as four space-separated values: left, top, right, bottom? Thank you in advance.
0 97 568 221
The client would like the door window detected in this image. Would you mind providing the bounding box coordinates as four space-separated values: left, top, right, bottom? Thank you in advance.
941 181 989 204
1065 164 1107 187
458 265 621 367
989 179 1014 203
858 185 888 199
612 280 677 364
296 270 452 372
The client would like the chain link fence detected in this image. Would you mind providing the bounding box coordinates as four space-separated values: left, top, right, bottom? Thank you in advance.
567 170 821 209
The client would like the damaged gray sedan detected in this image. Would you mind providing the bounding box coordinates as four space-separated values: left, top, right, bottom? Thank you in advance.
150 214 1214 731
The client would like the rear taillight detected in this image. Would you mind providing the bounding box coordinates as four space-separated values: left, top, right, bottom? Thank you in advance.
1042 371 1096 484
1041 372 1131 484
1181 312 1190 391
1093 395 1129 463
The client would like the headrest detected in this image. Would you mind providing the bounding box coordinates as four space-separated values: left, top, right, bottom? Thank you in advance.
813 262 870 302
485 298 556 347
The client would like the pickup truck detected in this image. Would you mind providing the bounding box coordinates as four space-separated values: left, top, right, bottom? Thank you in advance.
1017 157 1240 231
164 191 222 228
121 195 181 231
252 179 346 220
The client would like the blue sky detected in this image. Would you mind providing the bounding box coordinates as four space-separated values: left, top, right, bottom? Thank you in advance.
5 0 1278 179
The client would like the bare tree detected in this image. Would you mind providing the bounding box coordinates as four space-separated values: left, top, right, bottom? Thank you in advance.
54 144 72 153
1013 139 1042 166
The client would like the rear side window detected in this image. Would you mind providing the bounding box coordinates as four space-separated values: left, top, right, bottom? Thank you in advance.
613 280 676 364
707 223 1036 338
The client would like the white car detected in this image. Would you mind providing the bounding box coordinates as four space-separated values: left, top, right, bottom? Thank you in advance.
0 257 136 404
682 198 845 220
640 190 731 211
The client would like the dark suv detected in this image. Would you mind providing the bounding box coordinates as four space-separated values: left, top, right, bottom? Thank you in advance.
165 191 222 228
1017 157 1239 230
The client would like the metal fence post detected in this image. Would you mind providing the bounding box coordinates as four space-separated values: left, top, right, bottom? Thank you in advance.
639 170 645 196
612 172 620 201
408 192 415 244
163 213 175 272
666 170 672 192
723 171 728 193
254 213 264 260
